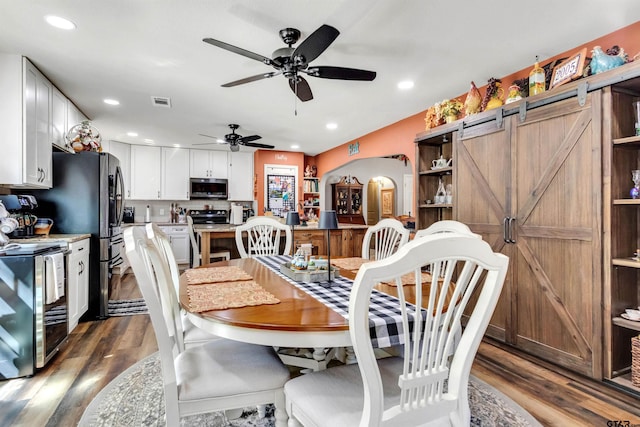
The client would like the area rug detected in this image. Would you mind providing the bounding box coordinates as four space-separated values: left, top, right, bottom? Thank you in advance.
79 352 541 427
107 298 148 316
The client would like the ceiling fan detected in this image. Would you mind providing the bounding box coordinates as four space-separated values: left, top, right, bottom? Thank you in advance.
196 124 274 152
203 24 376 102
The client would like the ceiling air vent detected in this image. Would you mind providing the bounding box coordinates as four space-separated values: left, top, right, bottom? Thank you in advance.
151 96 171 108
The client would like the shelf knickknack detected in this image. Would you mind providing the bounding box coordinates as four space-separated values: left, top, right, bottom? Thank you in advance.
65 120 102 152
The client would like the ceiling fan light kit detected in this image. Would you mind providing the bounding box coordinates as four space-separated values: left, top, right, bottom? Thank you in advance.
203 24 376 103
196 124 274 151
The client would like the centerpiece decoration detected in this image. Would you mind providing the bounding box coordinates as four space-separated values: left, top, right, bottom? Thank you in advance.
65 120 102 152
437 98 464 123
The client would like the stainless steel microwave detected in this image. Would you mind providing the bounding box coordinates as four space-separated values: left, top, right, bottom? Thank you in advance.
190 178 228 200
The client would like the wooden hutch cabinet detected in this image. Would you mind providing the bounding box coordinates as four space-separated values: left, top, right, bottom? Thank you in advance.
332 176 365 224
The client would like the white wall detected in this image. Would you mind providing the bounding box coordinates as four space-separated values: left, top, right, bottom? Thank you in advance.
320 157 413 221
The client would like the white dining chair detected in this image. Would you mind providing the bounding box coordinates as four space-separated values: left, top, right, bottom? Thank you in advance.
124 226 291 427
187 215 230 265
145 223 219 350
284 232 509 427
361 218 410 260
235 216 292 258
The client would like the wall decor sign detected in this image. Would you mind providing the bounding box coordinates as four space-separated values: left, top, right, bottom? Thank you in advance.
275 154 288 161
550 48 587 89
348 141 360 156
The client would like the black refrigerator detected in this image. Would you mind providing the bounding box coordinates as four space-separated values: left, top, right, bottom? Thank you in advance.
27 151 125 319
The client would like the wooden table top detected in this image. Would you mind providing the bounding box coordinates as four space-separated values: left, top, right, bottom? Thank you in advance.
180 257 355 333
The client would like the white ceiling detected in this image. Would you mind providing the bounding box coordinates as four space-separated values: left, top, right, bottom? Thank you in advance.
1 1 639 155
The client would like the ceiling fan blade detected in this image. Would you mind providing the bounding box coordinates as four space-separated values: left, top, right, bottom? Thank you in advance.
292 24 339 64
221 71 280 87
238 134 262 144
242 141 274 149
203 38 274 65
306 66 376 81
289 76 313 102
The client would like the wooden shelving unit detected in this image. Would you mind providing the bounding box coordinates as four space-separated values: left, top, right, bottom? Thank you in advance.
414 129 454 230
302 177 320 214
606 77 640 394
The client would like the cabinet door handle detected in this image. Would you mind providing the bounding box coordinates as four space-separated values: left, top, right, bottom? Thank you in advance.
508 217 516 243
503 217 509 243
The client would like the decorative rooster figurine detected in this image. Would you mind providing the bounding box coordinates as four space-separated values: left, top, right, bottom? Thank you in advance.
590 45 628 75
464 81 482 116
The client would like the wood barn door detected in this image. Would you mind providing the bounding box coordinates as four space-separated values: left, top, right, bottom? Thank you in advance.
455 93 603 378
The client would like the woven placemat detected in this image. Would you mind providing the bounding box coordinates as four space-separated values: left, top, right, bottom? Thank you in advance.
330 257 372 271
186 280 280 312
184 266 252 285
381 272 441 287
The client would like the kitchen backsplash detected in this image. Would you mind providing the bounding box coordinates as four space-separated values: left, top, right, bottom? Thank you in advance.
126 199 256 223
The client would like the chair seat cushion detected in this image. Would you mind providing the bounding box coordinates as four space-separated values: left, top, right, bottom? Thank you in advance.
284 357 403 427
176 339 290 401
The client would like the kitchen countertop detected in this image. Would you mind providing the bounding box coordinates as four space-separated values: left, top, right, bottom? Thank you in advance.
10 233 92 244
123 222 188 227
193 223 369 232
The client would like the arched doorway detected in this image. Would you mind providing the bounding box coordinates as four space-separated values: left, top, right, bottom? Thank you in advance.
366 176 395 225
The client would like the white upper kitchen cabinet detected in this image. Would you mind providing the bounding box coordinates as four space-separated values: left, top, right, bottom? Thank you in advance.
51 86 68 152
0 55 52 188
66 99 88 131
190 149 228 178
107 141 131 200
228 151 254 201
161 147 190 200
130 145 161 199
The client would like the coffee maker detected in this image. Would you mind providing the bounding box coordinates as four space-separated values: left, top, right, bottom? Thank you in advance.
0 195 39 238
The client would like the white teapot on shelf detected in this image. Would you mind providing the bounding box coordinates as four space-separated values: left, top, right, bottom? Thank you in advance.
432 155 452 169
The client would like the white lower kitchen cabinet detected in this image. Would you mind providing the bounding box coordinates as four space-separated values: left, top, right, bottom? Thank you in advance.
159 225 189 265
67 238 90 333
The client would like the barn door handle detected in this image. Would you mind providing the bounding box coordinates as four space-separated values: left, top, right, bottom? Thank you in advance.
508 217 516 243
503 217 509 243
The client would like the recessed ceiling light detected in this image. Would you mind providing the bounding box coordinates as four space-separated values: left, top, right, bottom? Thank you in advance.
397 80 414 90
291 144 300 149
144 139 154 144
45 15 76 30
127 132 138 137
103 98 120 106
326 122 338 130
172 144 181 148
216 138 225 144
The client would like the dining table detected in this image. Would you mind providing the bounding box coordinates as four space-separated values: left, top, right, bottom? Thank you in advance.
179 255 437 355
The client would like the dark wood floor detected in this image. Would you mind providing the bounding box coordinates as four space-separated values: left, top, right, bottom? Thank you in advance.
1 272 640 426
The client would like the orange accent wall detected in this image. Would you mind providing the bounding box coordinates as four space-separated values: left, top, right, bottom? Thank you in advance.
253 150 305 214
313 21 640 177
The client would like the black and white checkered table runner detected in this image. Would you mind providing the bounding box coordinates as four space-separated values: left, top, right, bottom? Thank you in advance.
256 255 416 348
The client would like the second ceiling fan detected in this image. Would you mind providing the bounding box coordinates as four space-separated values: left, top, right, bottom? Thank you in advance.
197 124 274 152
203 24 376 101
